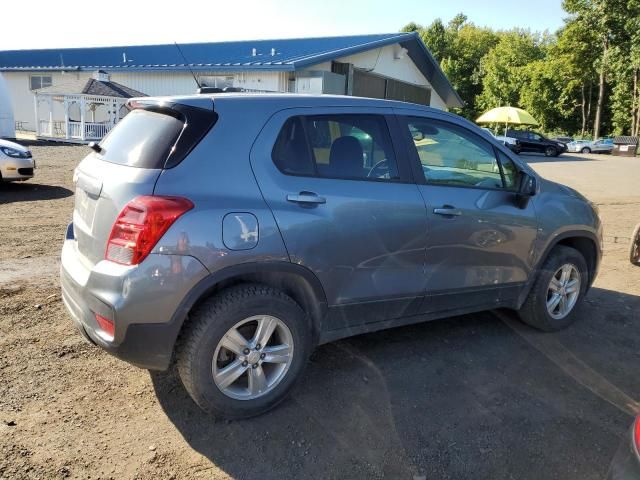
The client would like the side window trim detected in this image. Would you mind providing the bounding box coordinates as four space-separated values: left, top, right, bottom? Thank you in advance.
493 145 508 188
398 114 516 191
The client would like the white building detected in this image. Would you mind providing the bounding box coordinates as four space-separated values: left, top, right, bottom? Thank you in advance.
0 33 462 141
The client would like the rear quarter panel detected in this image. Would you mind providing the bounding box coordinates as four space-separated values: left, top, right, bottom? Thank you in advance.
151 98 290 271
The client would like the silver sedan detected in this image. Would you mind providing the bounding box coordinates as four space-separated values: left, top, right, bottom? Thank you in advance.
566 139 614 154
0 138 35 182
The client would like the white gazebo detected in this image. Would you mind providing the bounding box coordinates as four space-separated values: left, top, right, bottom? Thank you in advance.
34 70 145 143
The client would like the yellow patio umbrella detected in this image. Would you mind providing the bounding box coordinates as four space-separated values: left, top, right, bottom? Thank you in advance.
476 106 539 137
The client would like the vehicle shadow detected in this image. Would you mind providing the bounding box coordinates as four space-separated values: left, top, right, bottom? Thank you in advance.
0 182 73 204
151 287 639 480
520 153 604 163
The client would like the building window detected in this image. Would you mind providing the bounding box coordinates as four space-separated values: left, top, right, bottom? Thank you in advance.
29 75 52 91
199 75 234 89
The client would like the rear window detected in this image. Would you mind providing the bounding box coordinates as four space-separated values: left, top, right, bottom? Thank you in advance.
98 109 184 169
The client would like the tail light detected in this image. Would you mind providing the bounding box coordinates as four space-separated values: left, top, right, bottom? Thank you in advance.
634 416 640 451
105 196 194 265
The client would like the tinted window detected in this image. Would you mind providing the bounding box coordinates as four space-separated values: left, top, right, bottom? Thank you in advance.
98 109 184 168
272 115 399 181
271 117 315 176
404 117 505 189
530 132 542 141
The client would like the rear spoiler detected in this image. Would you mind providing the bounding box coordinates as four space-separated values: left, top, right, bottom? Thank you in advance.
126 98 218 169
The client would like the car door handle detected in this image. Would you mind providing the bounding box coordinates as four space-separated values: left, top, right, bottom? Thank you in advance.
433 206 462 216
286 192 326 205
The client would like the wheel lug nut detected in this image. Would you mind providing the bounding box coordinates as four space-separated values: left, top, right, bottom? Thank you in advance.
260 353 266 359
242 360 248 367
243 348 250 355
255 343 261 350
252 363 258 369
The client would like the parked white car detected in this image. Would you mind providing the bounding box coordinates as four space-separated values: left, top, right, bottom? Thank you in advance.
566 139 614 154
0 138 35 182
480 127 521 153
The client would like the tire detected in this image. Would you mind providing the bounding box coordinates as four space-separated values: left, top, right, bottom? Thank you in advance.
630 223 640 266
518 246 588 331
544 146 558 157
176 284 312 418
581 147 591 154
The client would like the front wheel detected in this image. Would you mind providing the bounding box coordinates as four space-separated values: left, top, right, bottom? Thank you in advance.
630 224 640 266
545 146 558 157
518 246 588 331
581 147 591 154
177 284 311 418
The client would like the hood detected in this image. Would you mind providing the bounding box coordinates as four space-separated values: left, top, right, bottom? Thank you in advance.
0 138 30 153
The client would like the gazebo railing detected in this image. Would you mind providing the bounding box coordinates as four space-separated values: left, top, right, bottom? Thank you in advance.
37 120 114 141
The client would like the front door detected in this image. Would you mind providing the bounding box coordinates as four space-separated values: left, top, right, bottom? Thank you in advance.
397 113 539 313
251 107 428 331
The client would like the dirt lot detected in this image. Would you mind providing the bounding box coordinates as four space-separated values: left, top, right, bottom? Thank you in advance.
1 146 639 480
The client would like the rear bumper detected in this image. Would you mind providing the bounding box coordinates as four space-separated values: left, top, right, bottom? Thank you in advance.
60 223 209 370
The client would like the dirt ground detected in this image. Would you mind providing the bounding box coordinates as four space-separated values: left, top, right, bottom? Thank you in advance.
1 146 639 480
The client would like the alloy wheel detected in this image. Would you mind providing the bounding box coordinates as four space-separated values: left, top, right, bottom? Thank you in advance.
212 315 294 400
546 264 581 320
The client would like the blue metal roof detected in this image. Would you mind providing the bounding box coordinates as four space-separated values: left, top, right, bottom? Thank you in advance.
0 33 462 107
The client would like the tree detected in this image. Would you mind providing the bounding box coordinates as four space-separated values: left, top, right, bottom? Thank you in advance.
563 0 628 138
476 30 544 112
555 19 600 136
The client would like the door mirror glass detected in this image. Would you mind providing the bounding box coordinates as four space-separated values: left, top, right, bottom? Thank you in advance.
516 172 537 208
518 172 537 196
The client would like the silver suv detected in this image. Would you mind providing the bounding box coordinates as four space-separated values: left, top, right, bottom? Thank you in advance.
61 94 602 418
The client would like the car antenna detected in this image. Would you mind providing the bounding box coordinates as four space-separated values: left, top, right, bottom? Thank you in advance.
174 42 201 91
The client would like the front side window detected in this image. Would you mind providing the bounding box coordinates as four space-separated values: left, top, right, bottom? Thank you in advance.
272 114 400 181
29 75 52 90
403 117 508 189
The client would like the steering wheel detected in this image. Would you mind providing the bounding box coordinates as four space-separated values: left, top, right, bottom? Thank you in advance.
367 159 390 178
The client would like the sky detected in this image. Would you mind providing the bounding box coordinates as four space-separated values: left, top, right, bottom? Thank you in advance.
1 0 568 51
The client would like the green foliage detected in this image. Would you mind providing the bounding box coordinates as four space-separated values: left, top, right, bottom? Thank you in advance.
403 1 640 136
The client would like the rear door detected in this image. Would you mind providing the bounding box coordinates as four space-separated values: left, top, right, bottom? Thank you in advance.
251 107 428 331
396 111 539 313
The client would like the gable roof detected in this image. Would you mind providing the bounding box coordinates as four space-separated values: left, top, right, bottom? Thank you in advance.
36 77 146 97
0 33 462 107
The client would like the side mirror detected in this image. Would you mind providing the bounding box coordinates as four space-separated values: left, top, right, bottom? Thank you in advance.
412 131 425 142
515 172 537 208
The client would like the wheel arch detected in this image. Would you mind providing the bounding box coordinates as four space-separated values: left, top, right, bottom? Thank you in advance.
168 262 328 362
517 230 601 307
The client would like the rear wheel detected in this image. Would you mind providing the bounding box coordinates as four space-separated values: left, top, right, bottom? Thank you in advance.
544 146 558 157
581 147 591 154
518 246 588 331
177 284 312 418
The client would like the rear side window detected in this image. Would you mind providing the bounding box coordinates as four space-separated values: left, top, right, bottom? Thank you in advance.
98 109 184 169
272 114 399 181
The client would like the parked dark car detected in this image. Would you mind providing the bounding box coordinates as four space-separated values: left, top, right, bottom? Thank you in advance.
507 129 567 157
61 94 602 418
606 416 640 479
